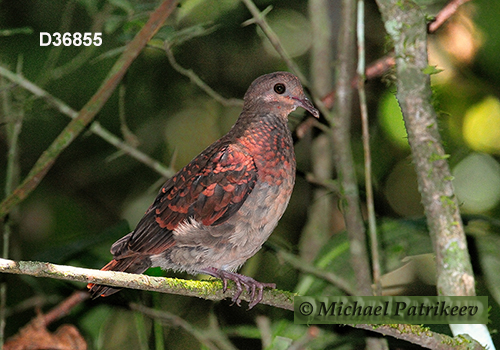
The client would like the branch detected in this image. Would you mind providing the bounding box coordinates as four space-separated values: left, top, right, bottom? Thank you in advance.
428 0 473 33
0 258 486 349
370 2 494 344
36 0 77 85
130 304 237 350
240 0 308 85
163 43 243 108
329 0 372 296
375 0 475 297
355 324 486 350
0 66 174 178
0 258 294 311
356 0 381 294
320 0 472 111
292 0 473 144
276 250 357 295
42 3 114 82
0 0 179 221
0 73 24 349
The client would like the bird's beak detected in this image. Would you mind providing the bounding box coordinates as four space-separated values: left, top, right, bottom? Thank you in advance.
293 97 320 118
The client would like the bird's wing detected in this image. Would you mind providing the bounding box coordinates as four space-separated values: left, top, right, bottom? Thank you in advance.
122 143 258 255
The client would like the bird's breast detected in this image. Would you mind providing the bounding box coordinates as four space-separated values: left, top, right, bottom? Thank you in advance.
225 123 296 252
238 119 296 182
162 118 297 272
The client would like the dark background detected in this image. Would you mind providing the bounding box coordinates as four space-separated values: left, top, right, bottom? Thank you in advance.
1 0 499 348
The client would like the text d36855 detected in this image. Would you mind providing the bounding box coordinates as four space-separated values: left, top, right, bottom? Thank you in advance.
40 32 102 47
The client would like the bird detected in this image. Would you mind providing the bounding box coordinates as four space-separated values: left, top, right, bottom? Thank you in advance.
88 71 319 309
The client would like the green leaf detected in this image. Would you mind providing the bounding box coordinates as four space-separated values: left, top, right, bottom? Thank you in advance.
422 65 444 75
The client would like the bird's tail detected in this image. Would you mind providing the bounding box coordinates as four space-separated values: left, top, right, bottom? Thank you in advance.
87 256 151 298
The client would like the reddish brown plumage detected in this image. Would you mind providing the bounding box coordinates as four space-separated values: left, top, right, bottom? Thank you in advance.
88 72 318 308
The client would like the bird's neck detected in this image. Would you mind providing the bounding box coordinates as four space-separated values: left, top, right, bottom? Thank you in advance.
232 111 290 143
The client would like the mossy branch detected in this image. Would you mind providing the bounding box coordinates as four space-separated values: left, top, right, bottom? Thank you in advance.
355 324 486 350
0 258 295 310
374 0 475 298
0 257 485 349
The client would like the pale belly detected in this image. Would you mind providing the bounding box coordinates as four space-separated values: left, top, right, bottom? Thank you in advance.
149 180 293 273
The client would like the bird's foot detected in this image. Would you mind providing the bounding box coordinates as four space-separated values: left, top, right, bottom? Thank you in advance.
202 268 276 309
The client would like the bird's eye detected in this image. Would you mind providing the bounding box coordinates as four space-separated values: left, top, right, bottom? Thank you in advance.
273 83 286 94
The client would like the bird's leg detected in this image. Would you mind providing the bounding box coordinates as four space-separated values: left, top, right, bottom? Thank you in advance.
202 267 247 306
201 268 276 309
233 273 276 309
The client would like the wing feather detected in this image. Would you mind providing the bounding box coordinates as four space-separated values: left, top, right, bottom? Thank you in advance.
121 143 257 255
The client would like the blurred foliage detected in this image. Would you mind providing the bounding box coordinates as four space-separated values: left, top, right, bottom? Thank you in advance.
1 0 500 349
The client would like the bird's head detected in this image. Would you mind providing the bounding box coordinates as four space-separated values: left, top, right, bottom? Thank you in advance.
243 72 319 120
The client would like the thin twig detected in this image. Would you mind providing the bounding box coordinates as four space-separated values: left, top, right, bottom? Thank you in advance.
134 311 149 350
319 0 471 111
304 173 339 193
37 0 77 85
357 4 387 348
41 291 89 326
0 0 179 221
428 0 473 33
0 72 24 349
152 294 165 350
240 0 308 85
277 250 357 295
130 304 234 350
0 66 173 179
255 316 272 348
1 282 7 349
118 82 140 147
357 0 380 295
49 3 114 82
163 43 243 107
364 53 396 82
330 0 372 296
1 83 22 257
0 28 33 36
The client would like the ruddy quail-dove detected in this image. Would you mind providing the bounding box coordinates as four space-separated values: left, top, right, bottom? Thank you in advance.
88 72 319 308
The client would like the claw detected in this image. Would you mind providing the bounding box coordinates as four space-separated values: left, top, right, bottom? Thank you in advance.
201 268 276 309
229 279 243 306
221 276 228 293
